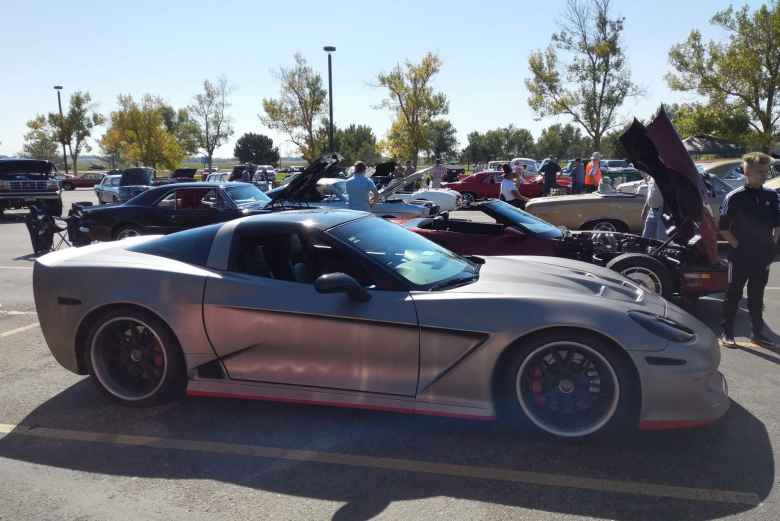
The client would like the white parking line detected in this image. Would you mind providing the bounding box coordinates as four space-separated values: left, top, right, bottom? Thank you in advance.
0 323 39 338
0 423 759 506
0 266 32 270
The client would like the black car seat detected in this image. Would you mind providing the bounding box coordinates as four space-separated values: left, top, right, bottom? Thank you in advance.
237 245 272 278
288 235 313 283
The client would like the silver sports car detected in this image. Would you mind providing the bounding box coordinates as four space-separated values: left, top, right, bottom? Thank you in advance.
33 208 728 439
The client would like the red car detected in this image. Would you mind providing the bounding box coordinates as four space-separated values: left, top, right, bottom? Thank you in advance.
61 172 105 190
403 199 727 300
406 111 732 300
443 170 543 205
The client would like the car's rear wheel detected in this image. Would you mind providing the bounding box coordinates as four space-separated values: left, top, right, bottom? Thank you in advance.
114 225 142 240
584 219 628 233
607 253 674 298
461 192 476 206
85 307 185 407
501 331 635 440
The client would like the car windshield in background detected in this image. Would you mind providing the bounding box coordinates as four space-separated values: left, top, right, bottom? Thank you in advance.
0 161 53 176
120 170 153 186
604 160 629 168
225 184 271 207
328 217 476 289
485 201 563 239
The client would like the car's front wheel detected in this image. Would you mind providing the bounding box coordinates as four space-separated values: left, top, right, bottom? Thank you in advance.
62 182 75 191
584 219 628 233
500 331 636 440
461 192 476 206
85 307 186 407
607 253 674 298
114 225 142 240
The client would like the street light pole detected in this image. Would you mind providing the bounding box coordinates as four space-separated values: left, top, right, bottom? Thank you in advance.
323 46 336 153
53 85 69 175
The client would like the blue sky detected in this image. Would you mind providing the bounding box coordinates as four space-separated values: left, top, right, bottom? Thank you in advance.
0 0 762 159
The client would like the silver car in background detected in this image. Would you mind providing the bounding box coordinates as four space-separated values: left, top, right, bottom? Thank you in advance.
94 174 121 204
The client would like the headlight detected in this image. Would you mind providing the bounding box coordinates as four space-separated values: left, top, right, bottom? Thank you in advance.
628 310 696 343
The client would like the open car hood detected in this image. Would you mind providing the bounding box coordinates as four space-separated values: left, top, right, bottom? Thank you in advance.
267 153 343 203
620 108 719 263
378 167 433 198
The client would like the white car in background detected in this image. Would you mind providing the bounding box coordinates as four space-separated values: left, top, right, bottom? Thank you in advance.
94 174 121 204
378 167 462 212
314 178 441 218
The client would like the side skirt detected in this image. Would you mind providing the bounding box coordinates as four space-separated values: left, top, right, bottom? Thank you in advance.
186 378 496 422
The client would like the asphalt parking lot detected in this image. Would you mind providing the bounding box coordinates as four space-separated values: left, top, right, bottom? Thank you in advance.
1 189 779 521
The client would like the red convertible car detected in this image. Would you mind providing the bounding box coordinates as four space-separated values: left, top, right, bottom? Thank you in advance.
405 110 730 300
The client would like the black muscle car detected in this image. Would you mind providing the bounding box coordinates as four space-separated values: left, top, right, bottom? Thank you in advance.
79 181 271 241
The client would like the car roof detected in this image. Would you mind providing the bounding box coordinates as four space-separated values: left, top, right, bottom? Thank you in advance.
240 208 367 230
130 181 254 205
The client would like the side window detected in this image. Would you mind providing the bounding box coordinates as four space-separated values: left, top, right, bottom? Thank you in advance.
111 177 120 187
231 232 375 287
158 189 219 210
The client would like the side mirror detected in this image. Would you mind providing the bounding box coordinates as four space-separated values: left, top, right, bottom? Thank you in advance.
314 273 371 302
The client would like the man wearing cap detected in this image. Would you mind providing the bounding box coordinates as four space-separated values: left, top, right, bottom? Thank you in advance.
345 161 379 212
539 157 562 196
584 152 602 193
719 152 780 348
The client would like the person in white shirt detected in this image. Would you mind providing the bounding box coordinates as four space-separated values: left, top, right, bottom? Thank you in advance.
345 161 379 212
641 177 667 240
499 164 528 209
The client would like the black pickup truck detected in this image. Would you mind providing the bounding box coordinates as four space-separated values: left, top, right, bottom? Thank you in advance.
0 159 63 216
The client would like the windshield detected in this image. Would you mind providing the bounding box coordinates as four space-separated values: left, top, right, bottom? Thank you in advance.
484 200 563 239
121 170 153 186
604 160 628 168
328 217 476 289
0 160 54 176
225 184 271 207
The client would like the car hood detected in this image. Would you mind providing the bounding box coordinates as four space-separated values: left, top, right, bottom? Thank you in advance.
448 256 667 315
526 191 639 207
267 153 343 203
379 167 433 198
620 107 719 263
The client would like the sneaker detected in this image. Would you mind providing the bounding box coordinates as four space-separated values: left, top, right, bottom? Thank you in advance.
720 333 738 348
751 332 777 349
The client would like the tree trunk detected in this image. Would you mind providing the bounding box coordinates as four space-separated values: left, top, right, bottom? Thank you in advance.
208 153 213 172
592 133 601 153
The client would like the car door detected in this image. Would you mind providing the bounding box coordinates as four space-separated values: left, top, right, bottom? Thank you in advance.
203 229 420 396
170 187 231 231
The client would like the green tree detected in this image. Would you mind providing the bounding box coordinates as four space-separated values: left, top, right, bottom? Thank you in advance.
426 119 458 160
535 123 591 159
189 76 234 171
234 133 280 165
22 115 59 162
667 102 751 144
161 105 202 156
105 94 185 169
376 52 449 166
314 123 382 165
667 3 780 151
261 54 327 162
48 91 104 174
526 0 641 151
461 131 488 164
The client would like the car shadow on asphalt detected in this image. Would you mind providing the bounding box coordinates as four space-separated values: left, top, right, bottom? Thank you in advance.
0 380 772 521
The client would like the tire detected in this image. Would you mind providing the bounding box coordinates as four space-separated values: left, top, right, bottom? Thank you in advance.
461 192 476 206
62 182 75 191
113 225 142 240
84 306 186 407
606 253 674 298
499 330 636 440
584 219 628 233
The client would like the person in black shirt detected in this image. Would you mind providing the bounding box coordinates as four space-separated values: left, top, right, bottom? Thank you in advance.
539 157 562 196
719 152 780 348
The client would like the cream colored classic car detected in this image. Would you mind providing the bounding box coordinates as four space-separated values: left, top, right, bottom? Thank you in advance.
525 189 646 233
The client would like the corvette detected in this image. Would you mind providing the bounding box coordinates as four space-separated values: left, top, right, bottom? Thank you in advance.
34 208 727 439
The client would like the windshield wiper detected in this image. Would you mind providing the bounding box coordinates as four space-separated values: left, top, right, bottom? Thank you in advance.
429 272 478 291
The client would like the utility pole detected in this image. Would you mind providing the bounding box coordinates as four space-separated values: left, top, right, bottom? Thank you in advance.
53 85 69 174
323 46 336 153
